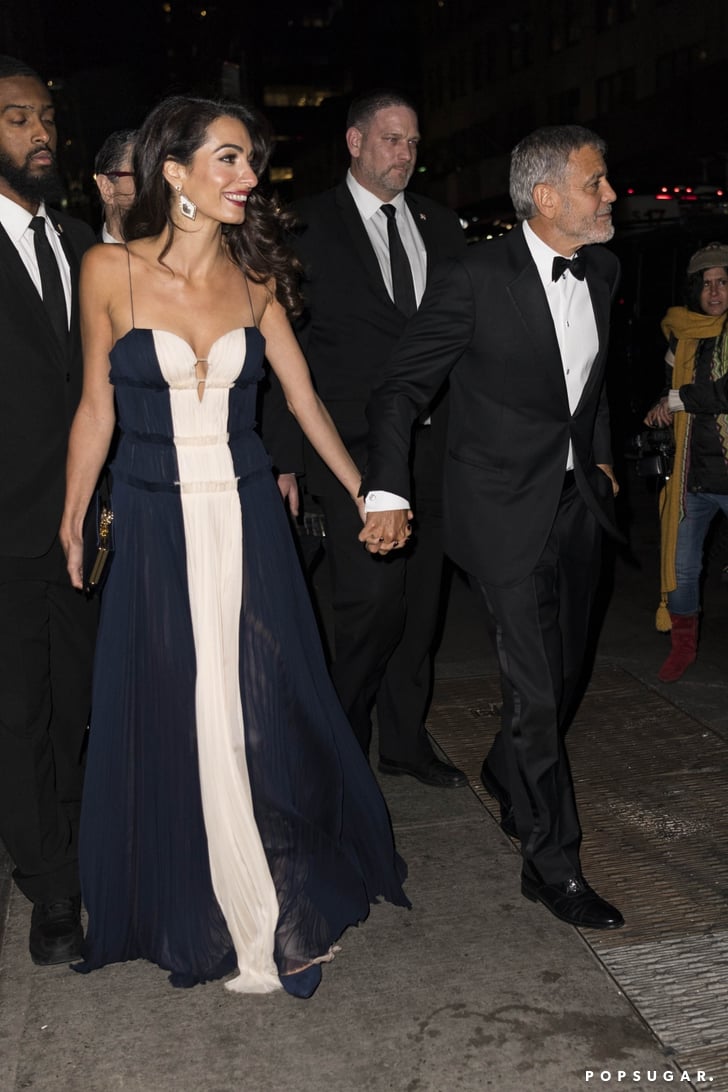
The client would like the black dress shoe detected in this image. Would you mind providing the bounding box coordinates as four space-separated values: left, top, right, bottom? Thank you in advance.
378 754 467 788
521 871 624 930
29 896 83 966
479 760 518 838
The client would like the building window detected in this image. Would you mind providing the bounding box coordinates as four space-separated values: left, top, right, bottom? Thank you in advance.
596 67 636 114
596 0 637 32
547 86 581 123
427 61 444 112
471 39 494 90
263 86 335 108
508 20 533 72
448 54 459 100
655 43 708 92
566 0 582 44
549 0 581 53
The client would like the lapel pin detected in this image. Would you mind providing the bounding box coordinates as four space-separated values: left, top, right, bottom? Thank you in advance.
419 212 427 221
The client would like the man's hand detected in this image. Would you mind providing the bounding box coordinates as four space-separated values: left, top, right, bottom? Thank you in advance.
596 463 619 497
644 397 672 428
276 472 300 518
358 509 413 554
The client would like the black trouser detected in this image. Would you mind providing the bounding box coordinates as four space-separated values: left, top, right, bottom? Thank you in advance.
0 539 97 903
316 484 444 764
475 484 602 884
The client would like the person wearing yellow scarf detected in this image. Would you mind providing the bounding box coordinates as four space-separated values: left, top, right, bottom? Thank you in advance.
644 243 728 682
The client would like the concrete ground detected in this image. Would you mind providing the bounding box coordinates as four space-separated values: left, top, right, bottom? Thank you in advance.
1 469 726 1092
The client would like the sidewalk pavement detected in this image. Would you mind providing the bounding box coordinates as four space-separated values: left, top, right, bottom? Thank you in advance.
1 472 726 1092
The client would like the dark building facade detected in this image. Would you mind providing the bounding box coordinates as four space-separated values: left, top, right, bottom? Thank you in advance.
416 0 728 218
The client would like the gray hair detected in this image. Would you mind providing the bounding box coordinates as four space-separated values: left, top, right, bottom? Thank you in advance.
509 125 607 221
94 129 138 176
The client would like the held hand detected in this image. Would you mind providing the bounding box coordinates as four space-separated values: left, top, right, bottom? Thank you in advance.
596 463 620 498
358 510 413 554
644 397 672 428
276 472 300 518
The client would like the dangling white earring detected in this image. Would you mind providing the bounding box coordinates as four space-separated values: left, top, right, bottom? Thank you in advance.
175 183 197 221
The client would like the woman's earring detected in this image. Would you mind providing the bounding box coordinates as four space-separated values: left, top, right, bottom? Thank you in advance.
175 184 197 221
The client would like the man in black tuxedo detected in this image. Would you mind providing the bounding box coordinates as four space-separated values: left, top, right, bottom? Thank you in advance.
0 56 97 963
291 89 467 787
361 126 624 929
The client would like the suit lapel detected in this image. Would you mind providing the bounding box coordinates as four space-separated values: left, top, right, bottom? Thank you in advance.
334 184 392 306
506 227 613 409
48 210 80 357
505 226 566 396
404 194 430 246
0 221 65 367
574 256 611 412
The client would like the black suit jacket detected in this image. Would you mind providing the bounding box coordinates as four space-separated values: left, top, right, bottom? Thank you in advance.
0 208 95 556
363 223 620 586
291 182 466 496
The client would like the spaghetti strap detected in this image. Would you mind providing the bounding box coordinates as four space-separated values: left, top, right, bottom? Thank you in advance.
124 245 136 329
243 274 257 330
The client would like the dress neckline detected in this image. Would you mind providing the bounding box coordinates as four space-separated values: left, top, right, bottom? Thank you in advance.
112 326 263 358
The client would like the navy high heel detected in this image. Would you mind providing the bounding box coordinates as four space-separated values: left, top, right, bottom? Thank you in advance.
280 962 322 999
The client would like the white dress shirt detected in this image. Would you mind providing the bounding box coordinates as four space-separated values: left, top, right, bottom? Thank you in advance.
348 171 429 512
346 171 427 306
522 219 599 470
0 193 71 327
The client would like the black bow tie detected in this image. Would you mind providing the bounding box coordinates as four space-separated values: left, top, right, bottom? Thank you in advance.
552 252 586 281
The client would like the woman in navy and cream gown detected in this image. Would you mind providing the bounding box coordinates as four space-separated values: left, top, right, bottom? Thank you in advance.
60 95 408 998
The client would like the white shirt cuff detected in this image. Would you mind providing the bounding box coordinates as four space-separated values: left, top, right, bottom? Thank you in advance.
668 389 685 412
364 490 410 512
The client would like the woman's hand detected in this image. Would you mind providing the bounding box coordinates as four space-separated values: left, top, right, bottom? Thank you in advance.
358 509 413 554
596 463 620 498
276 472 300 518
60 523 85 590
644 397 672 428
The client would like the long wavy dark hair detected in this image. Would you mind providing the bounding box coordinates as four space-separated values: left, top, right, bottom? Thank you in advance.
124 95 302 316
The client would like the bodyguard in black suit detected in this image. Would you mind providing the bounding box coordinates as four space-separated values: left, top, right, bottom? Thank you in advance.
0 56 97 964
362 126 625 929
291 90 467 786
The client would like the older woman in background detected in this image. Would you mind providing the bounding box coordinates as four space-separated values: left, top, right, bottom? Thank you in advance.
93 128 137 242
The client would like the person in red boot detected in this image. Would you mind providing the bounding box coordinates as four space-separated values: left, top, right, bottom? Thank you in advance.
644 243 728 682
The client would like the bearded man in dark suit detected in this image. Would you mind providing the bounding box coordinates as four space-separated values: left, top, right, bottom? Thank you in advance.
361 125 625 930
0 56 97 964
290 90 467 787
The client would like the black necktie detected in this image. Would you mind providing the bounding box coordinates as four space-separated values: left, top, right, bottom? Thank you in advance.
552 251 586 282
380 204 417 317
30 215 68 344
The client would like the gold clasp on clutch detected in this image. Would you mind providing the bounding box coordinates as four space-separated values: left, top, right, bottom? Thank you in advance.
88 506 114 587
98 506 114 547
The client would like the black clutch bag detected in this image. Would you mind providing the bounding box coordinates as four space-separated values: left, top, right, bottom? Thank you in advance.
83 473 114 596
